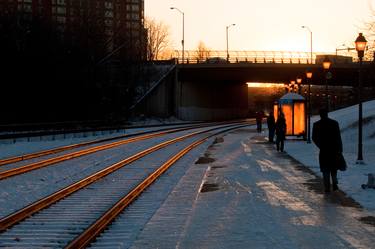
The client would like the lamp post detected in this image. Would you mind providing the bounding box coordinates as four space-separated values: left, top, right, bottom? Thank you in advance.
296 76 302 94
226 24 236 62
355 32 367 164
322 55 331 110
170 7 184 64
290 80 296 93
302 26 313 64
306 69 313 143
284 83 289 93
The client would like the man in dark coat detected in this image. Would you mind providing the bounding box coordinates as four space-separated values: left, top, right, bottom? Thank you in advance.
256 111 263 133
312 109 343 193
275 112 286 152
267 111 276 143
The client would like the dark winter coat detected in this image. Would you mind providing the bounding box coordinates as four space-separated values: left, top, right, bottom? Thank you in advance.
312 117 343 172
267 115 276 131
275 116 286 140
256 112 263 123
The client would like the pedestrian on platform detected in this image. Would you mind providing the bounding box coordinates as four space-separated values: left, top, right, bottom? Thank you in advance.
275 112 286 152
267 111 276 143
256 111 263 133
312 109 343 193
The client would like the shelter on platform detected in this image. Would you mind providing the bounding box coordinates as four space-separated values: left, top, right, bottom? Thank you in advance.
273 93 306 138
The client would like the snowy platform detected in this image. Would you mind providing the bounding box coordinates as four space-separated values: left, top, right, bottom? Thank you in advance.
96 127 375 248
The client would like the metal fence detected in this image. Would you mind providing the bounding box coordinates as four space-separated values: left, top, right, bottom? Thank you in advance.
171 50 368 64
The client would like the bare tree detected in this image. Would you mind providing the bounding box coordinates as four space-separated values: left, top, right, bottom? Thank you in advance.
361 1 375 59
196 41 211 61
145 17 170 61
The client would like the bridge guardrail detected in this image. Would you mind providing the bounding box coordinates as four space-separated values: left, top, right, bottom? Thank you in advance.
171 50 371 64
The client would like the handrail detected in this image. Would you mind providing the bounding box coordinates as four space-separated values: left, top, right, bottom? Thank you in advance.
171 50 371 64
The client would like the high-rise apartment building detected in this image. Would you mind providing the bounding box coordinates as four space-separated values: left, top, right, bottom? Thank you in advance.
0 0 146 60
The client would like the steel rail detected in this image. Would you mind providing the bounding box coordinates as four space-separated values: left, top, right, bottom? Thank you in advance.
66 123 249 249
0 122 215 167
0 122 242 180
0 122 252 232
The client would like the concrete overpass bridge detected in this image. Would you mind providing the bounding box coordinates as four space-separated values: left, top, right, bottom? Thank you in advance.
178 62 373 86
133 51 375 121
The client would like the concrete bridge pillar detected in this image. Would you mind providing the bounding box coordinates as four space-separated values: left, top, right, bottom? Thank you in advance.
176 80 248 121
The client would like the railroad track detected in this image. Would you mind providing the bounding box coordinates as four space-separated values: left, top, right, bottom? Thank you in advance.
0 121 246 180
0 122 251 248
0 122 219 167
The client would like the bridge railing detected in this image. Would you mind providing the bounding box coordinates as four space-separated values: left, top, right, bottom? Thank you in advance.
171 50 365 64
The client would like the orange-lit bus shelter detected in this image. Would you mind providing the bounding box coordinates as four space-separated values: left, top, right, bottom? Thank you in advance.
273 93 306 139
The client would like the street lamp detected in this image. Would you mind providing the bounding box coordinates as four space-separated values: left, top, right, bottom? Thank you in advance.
322 56 331 70
170 7 185 64
284 83 290 93
306 68 313 143
226 24 236 62
355 32 367 164
302 26 313 64
296 76 302 94
290 80 296 93
322 55 331 110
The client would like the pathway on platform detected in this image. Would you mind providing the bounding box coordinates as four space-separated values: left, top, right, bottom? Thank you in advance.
127 127 375 249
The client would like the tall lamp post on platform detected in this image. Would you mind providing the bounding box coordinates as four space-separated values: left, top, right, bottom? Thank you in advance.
355 32 367 164
306 69 313 143
322 56 331 110
290 80 296 93
226 24 236 62
170 7 185 64
302 26 313 64
296 76 302 94
284 83 290 93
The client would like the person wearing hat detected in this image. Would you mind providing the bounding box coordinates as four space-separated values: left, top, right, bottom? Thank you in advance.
312 109 343 193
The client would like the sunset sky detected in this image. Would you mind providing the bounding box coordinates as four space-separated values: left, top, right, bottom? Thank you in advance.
145 0 374 53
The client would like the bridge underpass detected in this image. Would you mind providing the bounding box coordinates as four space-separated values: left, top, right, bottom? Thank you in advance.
176 79 248 121
174 62 374 120
131 59 374 121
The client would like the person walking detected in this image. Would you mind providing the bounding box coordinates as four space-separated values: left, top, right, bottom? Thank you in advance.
256 111 263 133
275 112 286 152
312 109 343 193
267 111 276 143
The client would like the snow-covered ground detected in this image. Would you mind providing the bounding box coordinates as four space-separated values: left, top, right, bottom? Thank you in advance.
0 103 374 248
286 99 375 211
0 121 192 159
0 101 374 213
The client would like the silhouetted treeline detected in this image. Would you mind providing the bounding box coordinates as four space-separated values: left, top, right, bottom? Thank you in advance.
0 13 143 125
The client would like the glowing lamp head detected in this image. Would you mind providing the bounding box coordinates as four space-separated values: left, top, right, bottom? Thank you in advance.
355 33 367 58
296 77 302 84
306 69 313 79
322 56 331 70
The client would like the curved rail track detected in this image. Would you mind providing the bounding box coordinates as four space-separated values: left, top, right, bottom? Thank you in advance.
0 121 248 180
0 122 251 248
0 122 219 167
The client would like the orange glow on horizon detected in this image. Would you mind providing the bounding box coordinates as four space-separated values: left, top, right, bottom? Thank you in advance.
247 83 284 88
146 1 371 53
